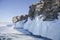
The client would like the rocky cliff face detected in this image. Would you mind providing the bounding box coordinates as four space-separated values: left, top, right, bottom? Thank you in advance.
12 0 60 23
12 0 60 40
12 14 28 23
29 0 60 21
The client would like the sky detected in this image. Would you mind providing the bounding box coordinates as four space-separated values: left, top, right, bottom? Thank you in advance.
0 0 39 23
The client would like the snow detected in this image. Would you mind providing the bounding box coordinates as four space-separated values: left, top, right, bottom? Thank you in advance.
0 33 44 40
0 22 8 27
24 18 32 30
30 13 60 40
31 15 43 35
0 26 23 34
0 24 45 40
42 13 60 40
32 13 60 40
14 20 26 29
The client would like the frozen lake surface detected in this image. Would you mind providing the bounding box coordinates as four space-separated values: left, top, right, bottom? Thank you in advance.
0 24 50 40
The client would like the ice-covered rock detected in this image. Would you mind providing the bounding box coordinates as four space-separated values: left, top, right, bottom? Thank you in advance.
14 20 26 29
24 18 32 30
12 0 60 40
12 14 28 29
41 13 60 40
24 13 60 40
28 15 43 35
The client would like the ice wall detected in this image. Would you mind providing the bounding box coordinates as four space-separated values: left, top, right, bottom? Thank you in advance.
14 13 60 40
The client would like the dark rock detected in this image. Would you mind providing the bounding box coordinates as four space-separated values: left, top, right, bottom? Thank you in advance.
28 3 36 20
12 0 60 22
12 14 28 23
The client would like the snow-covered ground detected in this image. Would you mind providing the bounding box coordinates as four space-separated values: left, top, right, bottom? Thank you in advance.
0 22 8 27
0 33 44 40
0 23 46 40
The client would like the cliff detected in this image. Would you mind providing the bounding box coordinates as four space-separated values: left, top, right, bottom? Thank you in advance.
12 0 60 23
12 0 60 40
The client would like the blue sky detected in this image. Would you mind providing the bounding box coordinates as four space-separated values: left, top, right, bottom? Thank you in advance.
0 0 39 23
